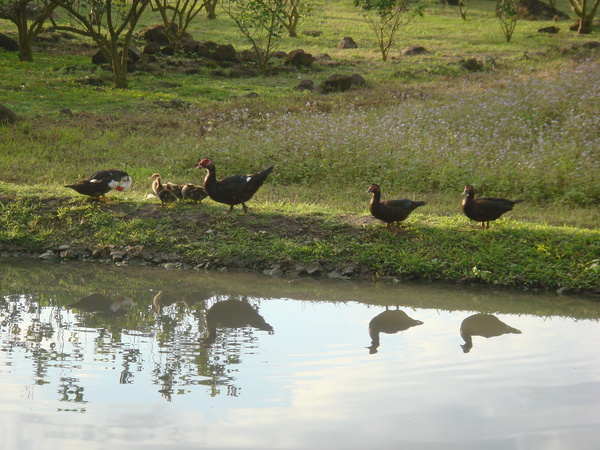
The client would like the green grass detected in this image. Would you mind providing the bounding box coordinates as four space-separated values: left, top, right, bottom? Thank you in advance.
0 0 599 292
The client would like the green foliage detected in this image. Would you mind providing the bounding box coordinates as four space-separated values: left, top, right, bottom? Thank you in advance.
222 0 286 71
354 0 428 60
496 0 518 42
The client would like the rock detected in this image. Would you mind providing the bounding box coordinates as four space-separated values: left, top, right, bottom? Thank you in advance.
264 266 284 277
327 271 347 279
211 43 237 61
581 41 600 49
350 73 367 87
518 0 570 20
538 25 560 33
60 249 79 259
314 53 332 62
459 58 484 71
285 49 315 67
38 250 56 260
139 24 175 45
321 74 354 93
403 45 429 56
294 79 323 93
271 50 288 59
0 104 18 125
287 264 307 277
0 33 18 52
338 36 358 49
143 42 161 55
341 263 357 276
306 262 324 276
195 40 218 58
110 249 127 261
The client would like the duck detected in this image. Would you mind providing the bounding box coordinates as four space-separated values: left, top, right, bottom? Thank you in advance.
148 172 163 196
148 173 178 206
196 158 274 213
459 313 522 353
202 297 274 345
366 184 426 230
461 185 523 228
367 307 423 354
65 169 132 202
166 182 184 200
69 293 134 318
181 183 208 203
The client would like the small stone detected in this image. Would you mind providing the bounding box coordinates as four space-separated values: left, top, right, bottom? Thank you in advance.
264 266 284 277
306 262 324 276
110 250 127 260
38 250 55 260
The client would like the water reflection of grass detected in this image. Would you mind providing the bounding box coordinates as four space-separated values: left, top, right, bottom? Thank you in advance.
1 259 598 320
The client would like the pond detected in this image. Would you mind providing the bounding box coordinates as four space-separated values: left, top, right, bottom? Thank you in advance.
0 258 599 450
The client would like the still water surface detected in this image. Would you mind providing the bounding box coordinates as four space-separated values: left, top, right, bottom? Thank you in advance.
0 258 599 450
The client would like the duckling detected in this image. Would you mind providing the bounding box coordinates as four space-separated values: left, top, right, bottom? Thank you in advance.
182 183 208 203
148 173 178 206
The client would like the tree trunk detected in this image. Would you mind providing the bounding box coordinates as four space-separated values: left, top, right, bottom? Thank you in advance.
111 51 129 89
204 0 217 19
14 3 33 61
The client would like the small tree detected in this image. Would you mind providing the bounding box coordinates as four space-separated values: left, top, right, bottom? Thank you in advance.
567 0 600 33
354 0 427 62
0 0 58 61
279 0 317 37
48 0 151 88
221 0 285 73
151 0 205 48
457 0 470 21
496 0 518 42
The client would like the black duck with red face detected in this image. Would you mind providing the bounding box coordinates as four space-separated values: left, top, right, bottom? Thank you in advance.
461 185 523 228
196 158 274 212
65 169 132 202
366 184 426 230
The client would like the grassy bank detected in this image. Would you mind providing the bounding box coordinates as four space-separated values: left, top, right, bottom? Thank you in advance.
1 183 598 293
0 0 599 292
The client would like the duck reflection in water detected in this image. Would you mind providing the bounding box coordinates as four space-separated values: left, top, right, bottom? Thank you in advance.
70 293 134 318
202 297 274 345
152 290 181 314
368 307 424 354
460 313 522 353
152 290 212 314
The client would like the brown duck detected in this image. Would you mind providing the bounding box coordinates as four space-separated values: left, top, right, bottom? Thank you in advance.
366 184 426 230
461 185 523 228
196 158 274 212
181 183 208 203
65 169 132 202
166 182 184 200
148 173 178 206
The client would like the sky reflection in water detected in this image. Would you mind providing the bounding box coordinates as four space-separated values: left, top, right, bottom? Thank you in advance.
0 259 599 450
